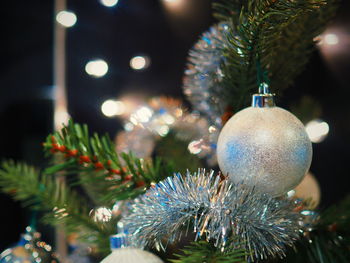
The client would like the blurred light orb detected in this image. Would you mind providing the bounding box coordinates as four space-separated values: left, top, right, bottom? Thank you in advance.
162 0 186 11
162 114 175 125
54 110 70 130
124 122 134 131
56 11 77 28
90 207 112 222
157 125 170 137
101 100 125 117
208 125 217 133
305 119 329 143
134 107 153 123
188 140 202 155
175 108 183 117
100 0 119 7
130 56 150 70
324 33 339 45
85 59 108 77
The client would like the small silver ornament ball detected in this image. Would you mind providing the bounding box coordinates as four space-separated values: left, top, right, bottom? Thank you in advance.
217 106 312 196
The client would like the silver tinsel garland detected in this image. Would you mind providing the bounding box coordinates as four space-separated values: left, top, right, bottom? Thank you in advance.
121 170 301 261
183 23 230 127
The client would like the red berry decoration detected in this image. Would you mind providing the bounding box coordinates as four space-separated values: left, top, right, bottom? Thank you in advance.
124 174 133 181
136 181 146 187
58 145 66 152
328 223 338 232
52 143 60 150
110 169 121 175
79 155 91 163
94 162 104 170
68 149 78 157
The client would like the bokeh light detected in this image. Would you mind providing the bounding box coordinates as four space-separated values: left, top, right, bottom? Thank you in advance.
162 0 187 13
124 122 134 131
130 106 154 123
162 113 175 125
54 110 70 130
188 140 202 154
130 56 150 70
101 100 126 117
89 207 112 223
305 119 329 143
85 59 109 77
56 11 77 28
324 33 339 45
157 125 170 137
100 0 119 7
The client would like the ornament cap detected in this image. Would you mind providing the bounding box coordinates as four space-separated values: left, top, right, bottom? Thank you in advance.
110 233 129 250
252 83 275 108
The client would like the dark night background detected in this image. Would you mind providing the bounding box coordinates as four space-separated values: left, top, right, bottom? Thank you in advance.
1 0 349 252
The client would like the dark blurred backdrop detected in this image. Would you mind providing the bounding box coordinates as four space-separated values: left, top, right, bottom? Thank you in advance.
1 0 350 251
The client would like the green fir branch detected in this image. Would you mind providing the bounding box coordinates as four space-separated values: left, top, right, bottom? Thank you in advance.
0 161 115 256
212 0 338 112
0 121 174 255
280 195 350 263
212 0 246 22
282 232 350 263
43 120 173 205
154 131 203 174
318 195 350 233
170 241 247 263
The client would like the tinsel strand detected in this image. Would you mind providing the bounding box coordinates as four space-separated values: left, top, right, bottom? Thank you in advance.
122 170 301 261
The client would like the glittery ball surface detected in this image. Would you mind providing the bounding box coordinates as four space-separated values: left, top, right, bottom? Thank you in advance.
101 248 163 263
217 106 312 196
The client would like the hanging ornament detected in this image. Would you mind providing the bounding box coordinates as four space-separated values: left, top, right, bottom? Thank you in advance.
183 22 230 127
0 238 32 263
100 233 163 263
217 84 312 196
0 226 59 263
293 172 321 208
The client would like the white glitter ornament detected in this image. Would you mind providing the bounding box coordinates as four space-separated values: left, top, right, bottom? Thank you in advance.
101 248 163 263
217 85 312 196
100 234 163 263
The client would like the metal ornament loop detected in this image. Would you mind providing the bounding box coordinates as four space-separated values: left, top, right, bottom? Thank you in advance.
252 82 275 108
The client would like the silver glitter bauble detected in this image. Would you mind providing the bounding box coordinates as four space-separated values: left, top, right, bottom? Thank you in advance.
217 106 312 196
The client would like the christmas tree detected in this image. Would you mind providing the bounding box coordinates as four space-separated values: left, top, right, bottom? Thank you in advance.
0 0 349 262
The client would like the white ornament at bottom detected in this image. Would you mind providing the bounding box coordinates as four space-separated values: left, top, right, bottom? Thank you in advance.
100 247 163 263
